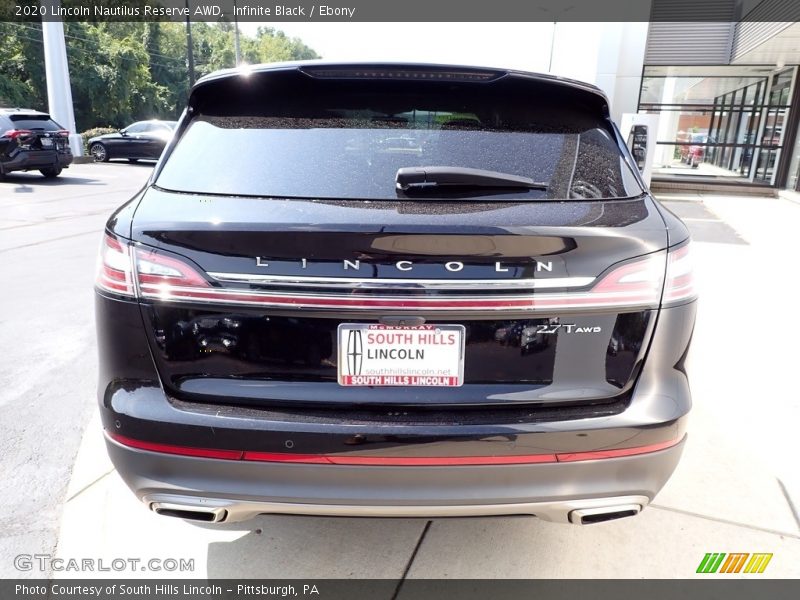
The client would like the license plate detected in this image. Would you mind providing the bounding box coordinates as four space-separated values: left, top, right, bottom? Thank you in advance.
337 324 465 387
40 138 53 147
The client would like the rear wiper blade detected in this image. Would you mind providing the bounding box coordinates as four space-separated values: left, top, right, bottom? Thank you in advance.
396 166 548 192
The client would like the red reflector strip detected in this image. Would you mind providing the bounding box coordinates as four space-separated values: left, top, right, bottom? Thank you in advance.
554 438 681 462
109 433 244 460
241 451 559 465
108 432 683 466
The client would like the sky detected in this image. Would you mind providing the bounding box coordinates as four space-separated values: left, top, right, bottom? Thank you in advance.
237 22 558 73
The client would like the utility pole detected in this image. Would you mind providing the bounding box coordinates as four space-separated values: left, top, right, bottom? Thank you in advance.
233 0 242 66
40 0 83 156
185 0 195 87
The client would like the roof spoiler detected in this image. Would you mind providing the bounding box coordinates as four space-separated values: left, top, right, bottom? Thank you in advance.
188 61 611 118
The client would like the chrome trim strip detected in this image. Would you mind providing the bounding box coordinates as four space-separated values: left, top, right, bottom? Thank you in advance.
143 493 650 524
206 272 596 290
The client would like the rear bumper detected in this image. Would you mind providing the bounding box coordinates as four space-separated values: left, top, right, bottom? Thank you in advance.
97 293 695 523
2 149 72 172
106 433 683 523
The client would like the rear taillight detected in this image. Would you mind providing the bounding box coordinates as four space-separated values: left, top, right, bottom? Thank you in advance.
3 129 33 140
95 234 135 297
587 243 696 308
662 243 697 304
96 235 210 299
135 247 210 299
588 252 665 308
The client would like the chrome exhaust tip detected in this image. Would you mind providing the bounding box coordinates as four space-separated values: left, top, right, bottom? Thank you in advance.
150 502 227 523
568 503 641 525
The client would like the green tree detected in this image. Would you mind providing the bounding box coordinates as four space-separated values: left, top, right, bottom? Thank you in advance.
0 22 319 131
0 22 47 109
255 27 319 62
63 22 170 128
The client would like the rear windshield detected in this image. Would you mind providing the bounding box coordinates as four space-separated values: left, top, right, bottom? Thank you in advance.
156 74 643 201
9 115 62 131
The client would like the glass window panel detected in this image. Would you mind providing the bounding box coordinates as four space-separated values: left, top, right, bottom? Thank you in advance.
639 65 796 185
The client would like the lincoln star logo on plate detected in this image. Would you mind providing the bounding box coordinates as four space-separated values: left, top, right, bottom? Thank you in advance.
346 329 363 376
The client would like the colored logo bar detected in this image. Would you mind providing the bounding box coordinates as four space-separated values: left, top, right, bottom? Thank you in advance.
696 553 773 574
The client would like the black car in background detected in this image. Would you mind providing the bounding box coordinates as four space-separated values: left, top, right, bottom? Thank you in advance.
88 120 177 163
0 108 73 179
96 62 697 526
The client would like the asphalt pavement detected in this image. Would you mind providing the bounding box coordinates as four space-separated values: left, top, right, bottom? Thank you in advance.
1 164 799 581
0 162 153 577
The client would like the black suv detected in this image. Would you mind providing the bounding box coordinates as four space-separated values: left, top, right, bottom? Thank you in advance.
96 63 697 525
0 108 73 178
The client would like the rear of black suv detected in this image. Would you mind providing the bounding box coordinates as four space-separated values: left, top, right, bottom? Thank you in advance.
0 109 73 178
95 63 696 525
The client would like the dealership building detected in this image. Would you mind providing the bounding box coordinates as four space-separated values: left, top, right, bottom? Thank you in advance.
540 1 800 192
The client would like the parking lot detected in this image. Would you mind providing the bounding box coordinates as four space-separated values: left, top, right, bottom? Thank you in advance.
1 163 799 582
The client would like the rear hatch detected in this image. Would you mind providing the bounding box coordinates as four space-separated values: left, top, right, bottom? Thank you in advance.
4 113 70 155
114 65 672 409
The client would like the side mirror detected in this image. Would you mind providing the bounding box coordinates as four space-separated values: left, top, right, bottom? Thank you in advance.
120 129 128 136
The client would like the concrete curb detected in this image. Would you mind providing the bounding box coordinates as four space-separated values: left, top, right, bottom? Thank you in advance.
777 189 800 205
62 411 113 503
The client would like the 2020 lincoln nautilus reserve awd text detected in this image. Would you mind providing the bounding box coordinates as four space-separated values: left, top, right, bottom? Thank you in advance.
95 62 696 525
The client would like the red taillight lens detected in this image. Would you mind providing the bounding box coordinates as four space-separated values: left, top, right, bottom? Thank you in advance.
135 247 210 299
96 234 209 300
585 243 696 309
95 234 135 296
96 235 210 299
589 252 666 308
56 129 70 137
662 243 697 304
3 129 34 140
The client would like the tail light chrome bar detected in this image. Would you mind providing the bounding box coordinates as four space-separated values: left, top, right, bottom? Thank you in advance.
96 234 697 311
